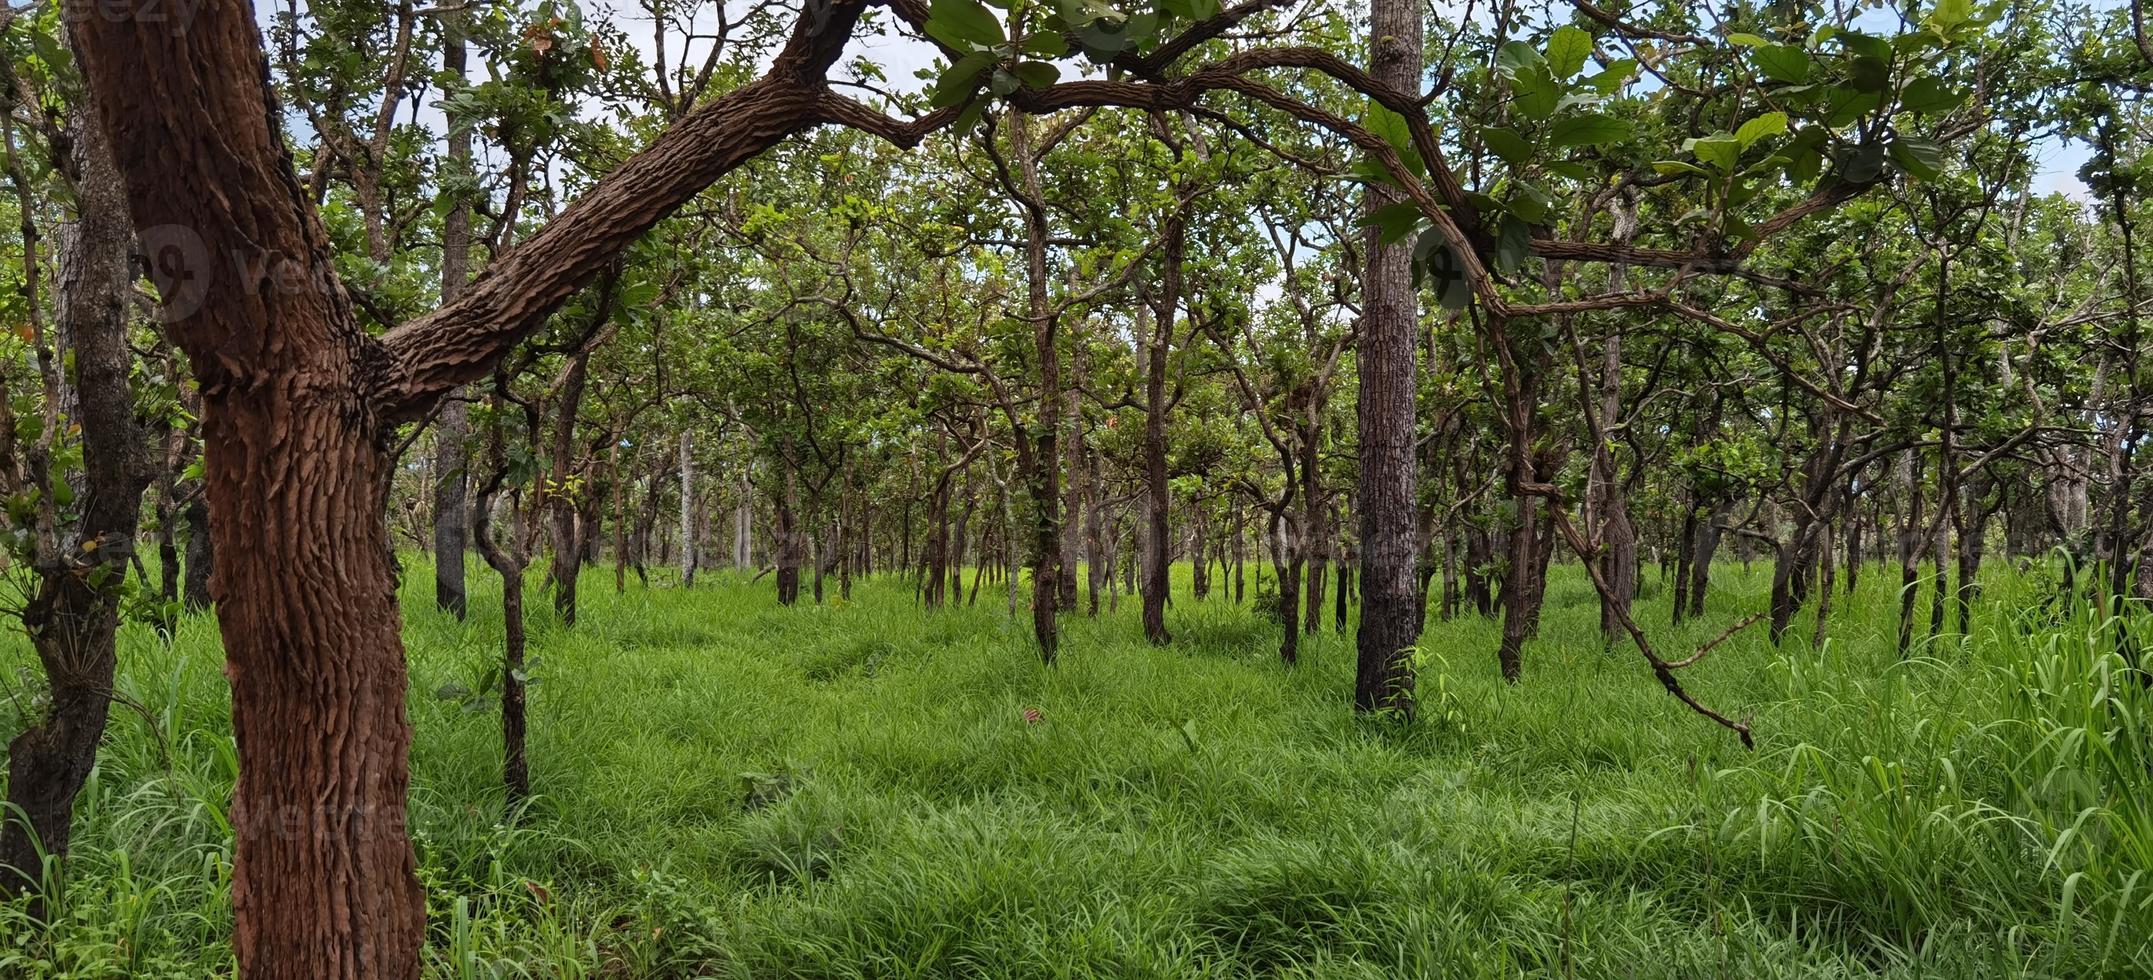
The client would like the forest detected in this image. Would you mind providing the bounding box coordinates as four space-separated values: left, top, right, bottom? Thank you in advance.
0 0 2149 975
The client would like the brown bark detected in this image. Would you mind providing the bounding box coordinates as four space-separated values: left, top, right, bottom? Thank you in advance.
1352 0 1421 717
432 11 474 619
182 495 214 611
1007 112 1061 662
546 350 593 624
1 108 151 894
1141 218 1180 646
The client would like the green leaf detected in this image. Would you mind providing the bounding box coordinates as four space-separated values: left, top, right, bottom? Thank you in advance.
1073 21 1130 57
1888 135 1945 179
1927 0 1974 33
1899 76 1964 116
1842 140 1887 183
1733 111 1787 148
1021 31 1069 58
1494 215 1533 274
1686 134 1741 172
1727 32 1769 47
1582 59 1636 94
1479 126 1533 166
1010 61 1060 89
1510 64 1560 121
1496 40 1544 73
1349 157 1402 190
1837 31 1890 60
1752 44 1811 84
1506 180 1553 223
1544 160 1597 180
929 50 996 108
1848 55 1891 94
1364 103 1425 175
1367 202 1424 244
1548 113 1631 148
1545 26 1593 79
926 0 1005 48
1821 87 1882 126
952 98 989 134
988 68 1020 97
1784 130 1826 186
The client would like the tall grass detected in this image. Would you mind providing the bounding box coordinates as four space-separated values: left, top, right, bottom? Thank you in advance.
0 557 2145 977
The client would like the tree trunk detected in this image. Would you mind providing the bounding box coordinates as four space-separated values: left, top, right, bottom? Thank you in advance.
1142 246 1176 645
1352 0 1421 717
1897 452 1925 654
1 109 149 893
1334 523 1352 632
776 466 801 605
1008 112 1061 662
678 431 698 586
1268 509 1302 664
431 15 473 619
547 346 596 624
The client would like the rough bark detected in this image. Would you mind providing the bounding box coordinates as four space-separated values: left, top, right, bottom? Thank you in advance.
431 13 473 619
546 347 595 623
1009 112 1061 662
1 109 151 894
1352 0 1421 717
1142 228 1178 646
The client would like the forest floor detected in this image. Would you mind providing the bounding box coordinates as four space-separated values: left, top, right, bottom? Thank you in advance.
0 558 2147 978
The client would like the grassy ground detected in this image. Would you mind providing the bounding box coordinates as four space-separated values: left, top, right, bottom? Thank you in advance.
0 556 2147 977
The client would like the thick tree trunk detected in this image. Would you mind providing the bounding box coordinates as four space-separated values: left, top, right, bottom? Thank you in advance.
1352 0 1421 717
210 400 422 977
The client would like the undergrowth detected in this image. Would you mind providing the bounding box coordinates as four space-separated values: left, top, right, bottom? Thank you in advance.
0 559 2146 977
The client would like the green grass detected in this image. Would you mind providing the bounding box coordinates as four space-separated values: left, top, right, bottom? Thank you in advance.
1 556 2148 977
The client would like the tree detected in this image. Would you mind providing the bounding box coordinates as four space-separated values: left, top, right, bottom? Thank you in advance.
62 1 936 971
1351 0 1420 717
